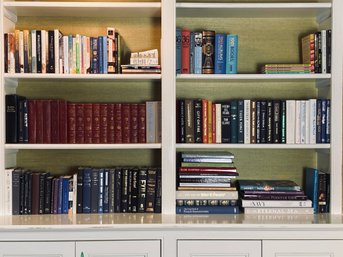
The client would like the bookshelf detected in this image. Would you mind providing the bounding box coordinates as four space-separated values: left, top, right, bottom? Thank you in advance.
1 0 343 256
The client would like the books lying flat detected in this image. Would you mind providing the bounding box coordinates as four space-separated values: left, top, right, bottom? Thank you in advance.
182 158 233 163
242 194 307 200
176 199 237 207
177 186 236 191
179 182 231 187
241 199 312 208
181 152 234 159
244 207 314 215
176 190 238 199
179 167 237 174
181 162 234 168
176 205 240 214
238 180 302 191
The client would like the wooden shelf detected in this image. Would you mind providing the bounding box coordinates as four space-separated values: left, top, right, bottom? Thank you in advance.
176 2 331 19
5 144 162 150
4 1 161 19
176 144 330 150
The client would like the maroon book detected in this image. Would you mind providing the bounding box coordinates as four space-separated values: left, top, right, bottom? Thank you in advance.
114 103 122 143
181 28 190 74
84 103 93 144
122 103 131 143
138 103 146 143
100 104 108 143
75 103 85 144
50 100 60 144
92 103 100 143
36 100 44 143
107 103 115 143
31 172 40 215
28 100 37 144
67 103 76 144
130 104 138 143
43 100 51 144
59 100 68 143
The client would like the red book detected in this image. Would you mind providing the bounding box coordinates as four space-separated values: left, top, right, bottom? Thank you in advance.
92 104 100 143
130 104 138 143
212 103 216 144
67 103 76 144
84 103 93 144
36 100 44 143
122 104 131 143
28 100 37 143
202 99 208 143
181 28 190 74
75 104 85 144
43 100 51 144
59 100 68 143
114 103 122 143
107 103 115 144
100 103 108 143
50 100 60 144
138 103 146 143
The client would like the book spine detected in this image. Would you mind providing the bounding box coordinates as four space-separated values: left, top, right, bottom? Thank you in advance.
8 33 16 73
121 168 129 212
103 169 109 213
237 100 244 144
202 30 215 74
189 32 195 74
185 99 194 143
50 100 60 143
107 104 115 144
202 99 208 143
138 103 146 143
244 100 250 144
114 103 122 143
6 94 18 143
321 99 327 143
23 30 29 73
91 168 99 213
138 168 147 213
181 29 190 74
207 100 213 143
75 103 85 144
176 28 182 74
226 34 238 74
154 168 162 213
176 206 239 214
36 30 42 73
326 99 330 143
98 169 104 213
12 169 21 215
109 168 116 213
286 100 295 144
92 103 100 143
4 33 8 73
215 103 222 143
146 168 157 212
122 104 131 143
214 33 226 74
115 168 122 212
230 100 238 143
194 32 202 74
221 102 231 143
82 168 91 213
130 104 139 143
100 103 108 143
280 100 286 143
76 168 83 213
250 100 256 143
241 199 312 208
84 103 93 144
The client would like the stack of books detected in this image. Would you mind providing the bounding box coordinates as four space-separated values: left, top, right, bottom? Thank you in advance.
121 49 161 74
261 64 312 74
238 179 313 215
176 151 239 214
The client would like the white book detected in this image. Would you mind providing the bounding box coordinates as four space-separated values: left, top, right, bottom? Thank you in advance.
146 101 157 143
215 103 222 143
54 29 60 73
309 99 317 144
305 100 310 144
244 207 314 215
85 36 91 74
19 31 24 73
176 190 238 200
63 36 69 74
321 30 327 74
244 100 251 144
82 35 87 74
300 100 306 144
241 199 312 208
286 100 295 144
72 173 77 214
295 100 301 144
31 30 37 73
72 37 76 74
41 30 46 73
4 168 13 216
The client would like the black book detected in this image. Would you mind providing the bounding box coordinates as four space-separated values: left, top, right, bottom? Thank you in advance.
272 100 280 143
178 99 186 143
98 168 104 213
91 168 99 213
115 168 122 212
115 32 121 74
185 99 194 143
131 168 139 213
6 94 18 143
138 168 148 212
221 102 231 143
76 167 83 213
103 168 110 213
4 33 8 73
193 99 203 143
154 168 162 213
12 168 22 215
127 168 133 212
23 30 29 73
280 100 286 144
39 172 48 214
326 29 331 73
146 168 157 213
27 171 33 215
260 101 267 143
266 100 273 143
256 101 261 143
237 100 244 144
15 30 20 73
44 176 53 214
121 168 129 212
230 100 238 143
36 30 42 73
108 168 116 213
18 96 28 143
19 170 25 215
47 30 55 73
82 167 92 213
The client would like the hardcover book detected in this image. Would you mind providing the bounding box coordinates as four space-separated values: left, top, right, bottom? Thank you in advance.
238 180 302 191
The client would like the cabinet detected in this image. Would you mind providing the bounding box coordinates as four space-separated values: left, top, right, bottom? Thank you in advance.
0 241 75 256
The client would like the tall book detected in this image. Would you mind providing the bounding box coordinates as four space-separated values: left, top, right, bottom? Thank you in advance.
202 30 215 74
181 28 191 74
226 34 238 74
176 28 182 74
214 33 226 74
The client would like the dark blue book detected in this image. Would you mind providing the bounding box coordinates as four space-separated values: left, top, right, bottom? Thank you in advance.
230 100 238 143
82 167 92 213
305 168 319 213
102 36 108 74
190 32 195 74
221 102 231 143
237 100 244 143
115 168 122 213
103 168 110 213
98 36 103 74
326 99 330 143
138 168 148 213
76 167 83 213
121 168 129 212
176 206 239 214
214 33 226 74
91 168 99 213
108 168 116 213
61 176 70 214
98 168 104 213
176 28 182 74
90 37 98 74
58 177 63 214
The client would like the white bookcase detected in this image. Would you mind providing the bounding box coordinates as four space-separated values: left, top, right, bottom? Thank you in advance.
0 1 343 257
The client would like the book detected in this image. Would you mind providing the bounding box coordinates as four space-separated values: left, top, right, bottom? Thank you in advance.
202 30 215 74
214 33 226 74
238 180 302 191
243 207 314 215
181 28 190 74
176 206 240 214
176 190 238 200
226 34 238 74
241 199 312 208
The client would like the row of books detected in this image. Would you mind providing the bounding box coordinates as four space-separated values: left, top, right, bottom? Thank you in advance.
301 30 332 74
4 166 161 216
176 151 240 214
4 28 121 74
6 94 161 144
261 64 312 74
176 98 330 144
176 28 238 74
